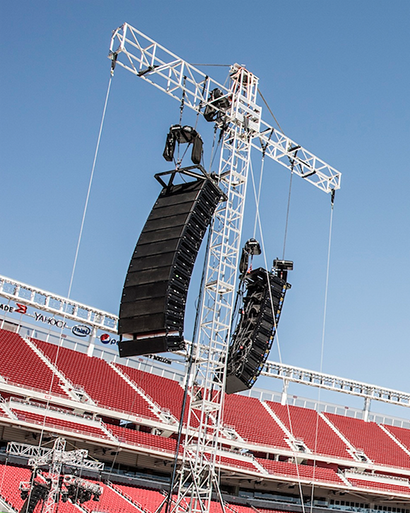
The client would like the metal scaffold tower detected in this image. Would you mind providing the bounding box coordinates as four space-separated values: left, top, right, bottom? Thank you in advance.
109 23 341 513
8 438 103 513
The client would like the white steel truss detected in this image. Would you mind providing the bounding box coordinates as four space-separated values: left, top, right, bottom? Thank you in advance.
174 67 259 512
8 438 103 513
7 440 104 471
39 436 65 513
102 23 341 513
0 274 117 334
109 24 341 194
263 361 410 408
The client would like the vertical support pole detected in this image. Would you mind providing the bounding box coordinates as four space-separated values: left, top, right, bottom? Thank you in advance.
281 379 289 405
42 437 66 513
173 66 260 513
363 396 371 422
87 326 97 357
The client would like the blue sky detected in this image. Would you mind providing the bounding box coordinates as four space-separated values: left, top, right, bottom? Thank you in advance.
2 1 410 411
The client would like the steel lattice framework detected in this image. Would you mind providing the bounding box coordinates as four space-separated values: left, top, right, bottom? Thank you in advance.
174 68 260 511
262 361 410 419
0 275 117 333
8 439 103 513
109 23 341 513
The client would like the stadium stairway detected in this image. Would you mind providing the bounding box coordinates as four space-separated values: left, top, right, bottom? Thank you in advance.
0 329 70 399
0 393 18 420
109 362 179 426
25 336 90 403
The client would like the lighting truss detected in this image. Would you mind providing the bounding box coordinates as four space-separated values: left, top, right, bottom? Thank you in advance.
8 439 103 513
6 440 104 471
263 361 410 409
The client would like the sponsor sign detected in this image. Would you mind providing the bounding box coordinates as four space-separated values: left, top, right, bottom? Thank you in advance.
72 324 91 337
100 333 118 345
0 300 118 345
148 354 172 365
34 312 67 329
0 302 27 314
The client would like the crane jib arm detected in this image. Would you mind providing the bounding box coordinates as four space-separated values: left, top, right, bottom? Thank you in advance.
109 23 341 194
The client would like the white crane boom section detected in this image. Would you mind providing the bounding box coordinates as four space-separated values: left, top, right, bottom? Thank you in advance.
109 23 341 194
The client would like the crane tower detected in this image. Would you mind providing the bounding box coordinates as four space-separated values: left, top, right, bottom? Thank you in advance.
109 23 341 513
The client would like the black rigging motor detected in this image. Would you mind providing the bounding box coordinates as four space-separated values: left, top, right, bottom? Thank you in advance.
239 238 261 279
203 88 231 122
163 124 203 165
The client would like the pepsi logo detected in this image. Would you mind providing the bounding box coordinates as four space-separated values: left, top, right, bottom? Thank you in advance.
100 333 111 344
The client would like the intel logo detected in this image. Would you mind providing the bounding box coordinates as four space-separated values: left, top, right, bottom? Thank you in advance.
72 324 91 337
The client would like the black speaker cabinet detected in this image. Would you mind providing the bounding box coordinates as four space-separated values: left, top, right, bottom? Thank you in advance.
118 176 223 357
225 267 291 394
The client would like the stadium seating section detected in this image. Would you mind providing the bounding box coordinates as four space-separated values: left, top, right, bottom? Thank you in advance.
223 393 290 448
0 463 299 513
0 330 68 397
110 482 166 512
348 477 410 495
3 328 410 510
324 413 410 469
33 337 158 420
12 408 110 439
109 423 177 452
257 459 343 483
266 402 354 460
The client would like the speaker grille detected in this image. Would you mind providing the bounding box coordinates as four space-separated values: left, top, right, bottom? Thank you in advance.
118 176 223 357
225 267 290 394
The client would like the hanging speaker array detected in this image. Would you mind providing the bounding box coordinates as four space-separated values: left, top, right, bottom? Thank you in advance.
225 260 292 394
118 166 224 358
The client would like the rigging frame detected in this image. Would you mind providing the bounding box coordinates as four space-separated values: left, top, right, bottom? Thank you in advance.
109 23 341 513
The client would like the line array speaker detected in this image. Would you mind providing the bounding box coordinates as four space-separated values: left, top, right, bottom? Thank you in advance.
225 267 291 394
118 175 223 357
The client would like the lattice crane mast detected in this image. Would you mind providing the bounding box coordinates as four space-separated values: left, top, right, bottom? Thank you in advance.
109 23 341 513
